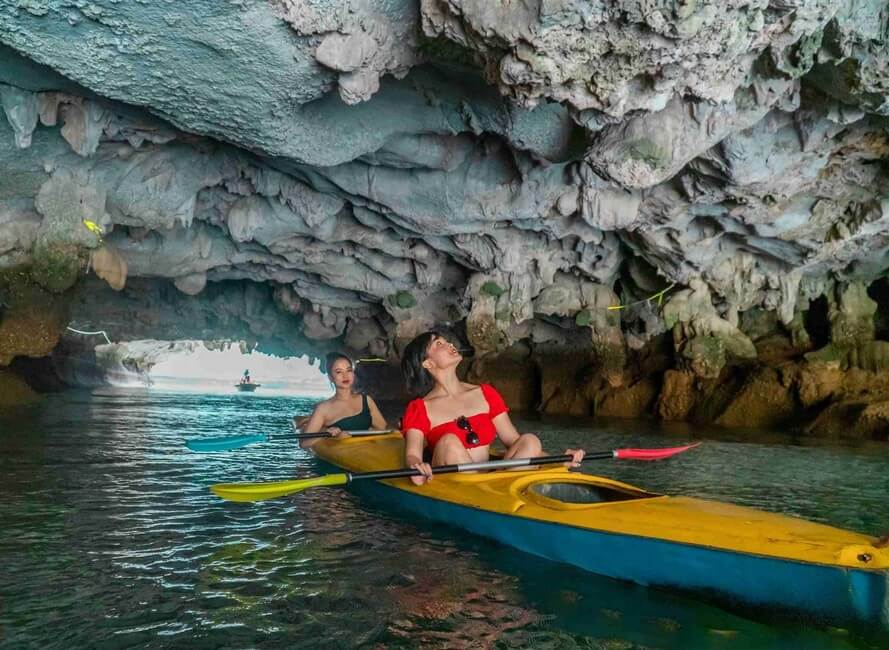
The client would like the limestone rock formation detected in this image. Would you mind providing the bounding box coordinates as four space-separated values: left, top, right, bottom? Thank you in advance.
1 2 889 437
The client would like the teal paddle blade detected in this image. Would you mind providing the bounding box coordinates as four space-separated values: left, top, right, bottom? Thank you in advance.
186 433 268 452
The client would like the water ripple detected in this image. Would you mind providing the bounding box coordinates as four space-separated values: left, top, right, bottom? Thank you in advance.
0 390 887 649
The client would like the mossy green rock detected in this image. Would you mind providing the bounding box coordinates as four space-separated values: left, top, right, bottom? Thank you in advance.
480 281 505 298
625 138 667 170
681 335 726 379
388 290 416 309
829 282 876 346
29 241 86 293
850 341 889 372
809 341 889 372
804 343 847 366
0 270 70 364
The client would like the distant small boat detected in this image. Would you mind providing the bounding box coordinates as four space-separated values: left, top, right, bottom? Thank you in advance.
235 382 260 392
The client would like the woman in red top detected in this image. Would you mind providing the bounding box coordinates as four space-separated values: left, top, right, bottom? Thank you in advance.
400 331 584 485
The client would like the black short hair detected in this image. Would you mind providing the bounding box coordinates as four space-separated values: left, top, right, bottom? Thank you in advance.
325 352 353 378
401 331 441 399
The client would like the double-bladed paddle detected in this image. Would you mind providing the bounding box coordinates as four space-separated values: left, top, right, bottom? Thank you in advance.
210 443 700 502
186 429 397 452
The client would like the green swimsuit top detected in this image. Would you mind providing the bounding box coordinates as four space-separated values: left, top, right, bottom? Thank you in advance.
330 393 372 431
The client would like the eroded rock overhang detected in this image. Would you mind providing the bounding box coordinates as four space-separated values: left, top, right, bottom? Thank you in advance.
2 1 889 432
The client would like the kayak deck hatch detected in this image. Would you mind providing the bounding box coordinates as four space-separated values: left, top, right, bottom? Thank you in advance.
526 480 654 505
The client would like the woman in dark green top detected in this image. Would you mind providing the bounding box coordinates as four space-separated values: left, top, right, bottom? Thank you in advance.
298 353 388 449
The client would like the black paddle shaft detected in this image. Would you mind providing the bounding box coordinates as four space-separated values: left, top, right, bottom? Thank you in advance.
270 432 328 442
346 451 615 482
275 430 394 442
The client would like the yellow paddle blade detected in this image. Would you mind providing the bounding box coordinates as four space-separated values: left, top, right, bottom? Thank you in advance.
210 473 349 502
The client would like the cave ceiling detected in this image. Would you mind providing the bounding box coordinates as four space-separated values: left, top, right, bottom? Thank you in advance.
1 1 889 361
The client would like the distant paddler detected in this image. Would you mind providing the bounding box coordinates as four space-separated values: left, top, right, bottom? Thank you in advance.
297 352 389 449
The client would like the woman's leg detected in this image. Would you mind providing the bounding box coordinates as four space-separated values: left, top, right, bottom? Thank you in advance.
503 433 542 460
431 434 473 465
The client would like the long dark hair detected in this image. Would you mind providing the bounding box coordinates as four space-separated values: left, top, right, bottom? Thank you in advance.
401 331 441 399
325 352 353 378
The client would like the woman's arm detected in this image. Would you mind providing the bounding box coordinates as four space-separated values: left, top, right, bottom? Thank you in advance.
404 429 432 485
492 412 521 447
367 396 388 430
492 405 584 466
298 404 329 449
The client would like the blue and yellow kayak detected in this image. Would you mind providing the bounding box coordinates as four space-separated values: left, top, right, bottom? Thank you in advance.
312 433 889 628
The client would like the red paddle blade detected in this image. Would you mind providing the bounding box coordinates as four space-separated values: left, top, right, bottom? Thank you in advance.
614 442 701 461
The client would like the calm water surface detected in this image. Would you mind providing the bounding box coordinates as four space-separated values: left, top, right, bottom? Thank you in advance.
1 389 888 649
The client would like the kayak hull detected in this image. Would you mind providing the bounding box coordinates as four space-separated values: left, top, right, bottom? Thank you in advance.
313 434 889 628
353 477 887 627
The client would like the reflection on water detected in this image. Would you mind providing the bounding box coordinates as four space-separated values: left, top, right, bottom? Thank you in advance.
0 389 887 648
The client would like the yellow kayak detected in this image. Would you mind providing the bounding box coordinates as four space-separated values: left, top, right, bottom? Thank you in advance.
311 433 889 629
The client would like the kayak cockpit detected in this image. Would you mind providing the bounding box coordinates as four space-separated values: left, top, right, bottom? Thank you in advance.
516 476 659 511
528 481 651 504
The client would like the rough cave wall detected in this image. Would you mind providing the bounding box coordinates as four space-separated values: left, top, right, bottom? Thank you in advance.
1 1 889 438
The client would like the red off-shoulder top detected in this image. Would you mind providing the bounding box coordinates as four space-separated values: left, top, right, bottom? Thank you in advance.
401 384 508 451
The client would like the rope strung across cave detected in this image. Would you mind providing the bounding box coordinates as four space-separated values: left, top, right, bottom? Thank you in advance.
66 326 112 345
607 283 677 311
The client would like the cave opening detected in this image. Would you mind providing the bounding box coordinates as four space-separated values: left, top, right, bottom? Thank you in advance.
866 277 889 342
12 335 337 398
803 295 830 349
147 343 331 396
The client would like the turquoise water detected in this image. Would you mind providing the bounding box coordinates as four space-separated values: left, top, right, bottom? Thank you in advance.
0 389 887 649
